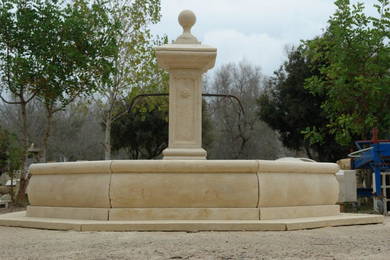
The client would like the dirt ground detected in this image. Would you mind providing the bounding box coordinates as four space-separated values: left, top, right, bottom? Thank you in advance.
0 209 389 260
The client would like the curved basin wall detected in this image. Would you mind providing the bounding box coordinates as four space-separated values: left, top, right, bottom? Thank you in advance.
109 160 258 208
28 161 111 208
27 160 340 220
258 161 339 207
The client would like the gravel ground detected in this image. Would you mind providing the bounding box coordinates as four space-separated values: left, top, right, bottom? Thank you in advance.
0 213 389 260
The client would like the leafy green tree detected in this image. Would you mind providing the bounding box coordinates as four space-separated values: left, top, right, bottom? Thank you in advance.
35 0 119 161
111 101 168 159
0 0 43 186
92 0 168 160
258 46 349 161
111 98 214 159
304 0 390 146
0 0 117 201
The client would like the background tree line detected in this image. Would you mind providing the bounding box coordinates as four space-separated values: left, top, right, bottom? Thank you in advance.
0 0 389 203
259 0 389 161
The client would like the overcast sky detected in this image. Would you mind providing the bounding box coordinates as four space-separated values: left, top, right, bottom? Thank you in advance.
151 0 378 76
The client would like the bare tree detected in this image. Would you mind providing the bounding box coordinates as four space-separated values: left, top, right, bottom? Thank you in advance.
47 101 105 161
0 98 106 163
206 61 286 159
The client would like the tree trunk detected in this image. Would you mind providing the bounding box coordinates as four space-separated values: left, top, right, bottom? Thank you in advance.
10 172 14 202
42 109 53 163
16 101 29 204
9 162 14 202
304 145 314 160
104 111 112 160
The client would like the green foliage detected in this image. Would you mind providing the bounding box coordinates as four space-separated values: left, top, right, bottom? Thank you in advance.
0 0 39 100
0 127 22 173
92 0 167 160
95 0 168 100
304 0 390 146
111 102 168 159
0 0 120 164
258 46 348 161
0 0 114 103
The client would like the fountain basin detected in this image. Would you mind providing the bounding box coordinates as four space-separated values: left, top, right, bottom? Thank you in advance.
25 160 340 221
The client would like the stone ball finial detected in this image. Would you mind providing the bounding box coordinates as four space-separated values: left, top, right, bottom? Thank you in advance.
178 10 196 34
175 10 200 44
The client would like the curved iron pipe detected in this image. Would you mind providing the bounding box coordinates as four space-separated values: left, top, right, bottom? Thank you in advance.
126 93 245 115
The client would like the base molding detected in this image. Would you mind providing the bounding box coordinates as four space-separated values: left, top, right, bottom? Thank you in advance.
162 148 207 160
26 206 109 221
259 205 340 220
0 211 384 231
26 205 341 221
109 208 259 220
26 205 340 221
26 207 259 221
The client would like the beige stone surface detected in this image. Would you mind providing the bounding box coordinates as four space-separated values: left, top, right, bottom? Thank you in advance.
259 160 340 174
27 206 109 220
28 173 111 208
81 220 285 232
258 160 340 208
155 50 216 72
162 148 207 160
336 170 357 203
259 205 340 220
0 211 82 231
29 161 111 175
110 172 258 208
282 213 384 231
109 208 259 221
258 172 339 207
337 158 352 170
175 10 200 44
0 211 383 232
156 11 216 160
26 159 342 219
111 160 258 173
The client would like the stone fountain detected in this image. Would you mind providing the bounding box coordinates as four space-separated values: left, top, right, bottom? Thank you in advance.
0 10 383 231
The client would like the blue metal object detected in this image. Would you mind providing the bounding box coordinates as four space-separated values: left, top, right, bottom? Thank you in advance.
351 134 390 196
357 187 373 197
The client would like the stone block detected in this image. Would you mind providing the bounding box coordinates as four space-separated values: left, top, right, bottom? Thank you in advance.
260 205 340 220
109 208 259 220
336 170 357 203
110 172 258 208
283 213 384 231
27 206 109 221
28 173 111 208
258 172 339 207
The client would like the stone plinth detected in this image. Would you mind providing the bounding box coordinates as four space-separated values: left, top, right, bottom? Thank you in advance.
0 159 380 230
156 10 216 160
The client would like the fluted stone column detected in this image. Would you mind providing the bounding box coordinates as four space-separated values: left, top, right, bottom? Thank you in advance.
156 10 217 160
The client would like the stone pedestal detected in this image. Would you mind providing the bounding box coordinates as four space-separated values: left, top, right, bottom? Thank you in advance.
156 10 217 160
